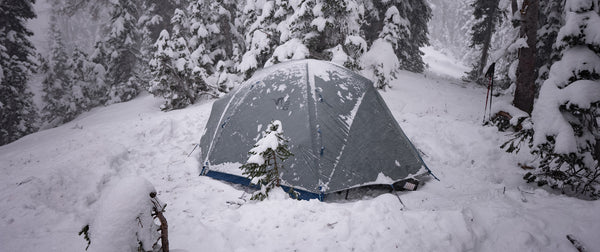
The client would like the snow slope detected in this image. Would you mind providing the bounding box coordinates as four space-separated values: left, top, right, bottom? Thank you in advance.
1 49 599 252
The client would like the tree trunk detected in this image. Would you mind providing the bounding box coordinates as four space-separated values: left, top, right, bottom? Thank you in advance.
477 16 494 79
513 0 538 114
156 210 169 252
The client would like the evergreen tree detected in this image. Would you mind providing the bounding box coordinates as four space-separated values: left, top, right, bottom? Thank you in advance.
187 0 240 92
362 0 431 73
303 0 361 58
149 10 192 110
482 0 519 90
240 120 294 201
0 0 38 145
403 0 431 73
467 0 502 83
104 0 142 104
536 1 564 88
89 41 110 105
360 5 405 89
361 38 399 90
523 0 600 199
139 0 183 44
71 47 107 110
238 0 290 78
148 8 211 111
41 16 78 127
138 0 185 89
239 0 368 76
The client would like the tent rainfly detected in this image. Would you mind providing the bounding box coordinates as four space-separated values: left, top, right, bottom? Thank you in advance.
199 60 435 201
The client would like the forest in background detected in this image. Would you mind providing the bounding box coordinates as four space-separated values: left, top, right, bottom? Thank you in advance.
1 0 599 198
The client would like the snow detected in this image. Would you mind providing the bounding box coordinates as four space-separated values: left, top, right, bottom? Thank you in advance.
491 100 530 127
360 38 399 84
87 176 160 252
556 8 600 49
344 35 367 53
1 48 600 252
374 172 395 184
327 45 351 71
531 46 600 153
566 0 597 12
311 17 327 32
247 120 284 165
507 37 528 52
265 38 310 67
421 46 469 79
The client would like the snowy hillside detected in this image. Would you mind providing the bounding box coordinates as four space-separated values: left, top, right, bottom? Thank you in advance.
1 50 599 252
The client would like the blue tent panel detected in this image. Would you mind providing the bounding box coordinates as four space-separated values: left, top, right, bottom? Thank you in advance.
204 170 322 201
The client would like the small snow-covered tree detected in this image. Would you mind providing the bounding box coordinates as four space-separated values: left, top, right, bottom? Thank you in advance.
361 39 399 90
359 5 404 89
523 0 600 199
0 0 38 145
80 177 168 252
240 120 294 201
361 0 430 74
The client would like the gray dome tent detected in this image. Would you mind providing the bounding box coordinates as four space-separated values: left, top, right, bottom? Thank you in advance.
199 60 434 200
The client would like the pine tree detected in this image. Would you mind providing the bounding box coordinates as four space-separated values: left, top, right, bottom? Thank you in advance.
89 41 110 105
360 5 405 89
361 0 430 74
149 10 192 110
0 0 39 145
187 0 240 92
403 0 431 73
523 0 600 199
104 0 142 104
238 0 290 78
240 120 294 201
138 0 185 89
536 1 564 88
148 7 211 111
482 0 519 90
41 16 78 127
71 47 107 110
467 0 502 83
139 0 182 44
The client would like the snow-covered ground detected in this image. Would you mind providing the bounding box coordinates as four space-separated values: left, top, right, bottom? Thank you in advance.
1 49 599 252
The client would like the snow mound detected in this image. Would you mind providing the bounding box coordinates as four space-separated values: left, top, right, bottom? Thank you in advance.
88 176 160 252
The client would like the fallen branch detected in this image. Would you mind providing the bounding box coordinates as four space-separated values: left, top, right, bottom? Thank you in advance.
566 234 586 252
150 192 169 252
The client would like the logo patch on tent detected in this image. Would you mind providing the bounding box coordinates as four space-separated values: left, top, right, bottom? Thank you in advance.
273 97 290 110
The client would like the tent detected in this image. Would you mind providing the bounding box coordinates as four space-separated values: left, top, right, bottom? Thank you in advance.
199 59 434 200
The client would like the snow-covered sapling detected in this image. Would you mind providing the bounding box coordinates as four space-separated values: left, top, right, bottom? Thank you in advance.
240 120 295 201
79 177 169 252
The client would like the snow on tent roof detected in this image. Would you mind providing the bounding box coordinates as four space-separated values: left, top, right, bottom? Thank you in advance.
199 59 432 200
